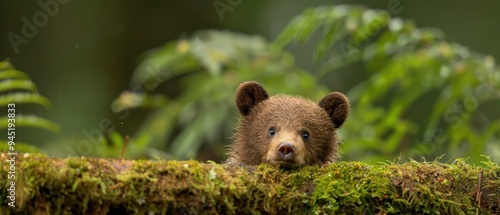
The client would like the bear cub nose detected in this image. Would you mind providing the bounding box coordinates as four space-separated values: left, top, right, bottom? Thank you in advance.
277 142 296 160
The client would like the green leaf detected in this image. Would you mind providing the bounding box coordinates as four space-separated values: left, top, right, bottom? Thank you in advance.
0 61 14 70
313 17 347 63
0 115 61 133
273 18 303 48
350 10 390 48
108 131 125 146
0 93 52 109
133 104 180 150
131 42 200 87
295 9 322 43
0 80 37 93
111 91 168 113
168 104 226 159
0 70 29 80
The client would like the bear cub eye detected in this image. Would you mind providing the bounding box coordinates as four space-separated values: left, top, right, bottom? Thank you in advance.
301 131 310 140
268 128 276 137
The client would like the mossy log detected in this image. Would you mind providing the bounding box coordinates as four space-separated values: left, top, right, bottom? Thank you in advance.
0 153 499 214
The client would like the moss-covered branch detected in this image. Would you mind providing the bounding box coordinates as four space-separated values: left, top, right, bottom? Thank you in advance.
0 153 499 214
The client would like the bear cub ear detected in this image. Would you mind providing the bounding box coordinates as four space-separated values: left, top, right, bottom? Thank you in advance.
236 81 269 116
319 92 350 128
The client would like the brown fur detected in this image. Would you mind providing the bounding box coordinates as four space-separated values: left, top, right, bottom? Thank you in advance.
228 81 350 168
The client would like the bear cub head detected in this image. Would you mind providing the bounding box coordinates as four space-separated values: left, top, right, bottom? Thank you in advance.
228 81 349 168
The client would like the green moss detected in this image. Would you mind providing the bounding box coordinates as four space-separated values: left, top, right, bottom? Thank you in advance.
0 153 499 214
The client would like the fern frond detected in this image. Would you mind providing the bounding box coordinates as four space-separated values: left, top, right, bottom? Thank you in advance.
0 93 52 109
0 115 61 133
0 69 30 80
0 80 37 92
0 60 61 149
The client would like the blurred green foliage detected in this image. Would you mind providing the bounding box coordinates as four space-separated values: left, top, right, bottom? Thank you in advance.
107 5 500 163
110 30 327 160
274 5 500 163
0 60 61 152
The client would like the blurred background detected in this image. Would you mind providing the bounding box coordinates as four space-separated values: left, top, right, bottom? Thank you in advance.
1 0 499 164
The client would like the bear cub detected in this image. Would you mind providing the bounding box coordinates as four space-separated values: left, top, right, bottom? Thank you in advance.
227 81 350 168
